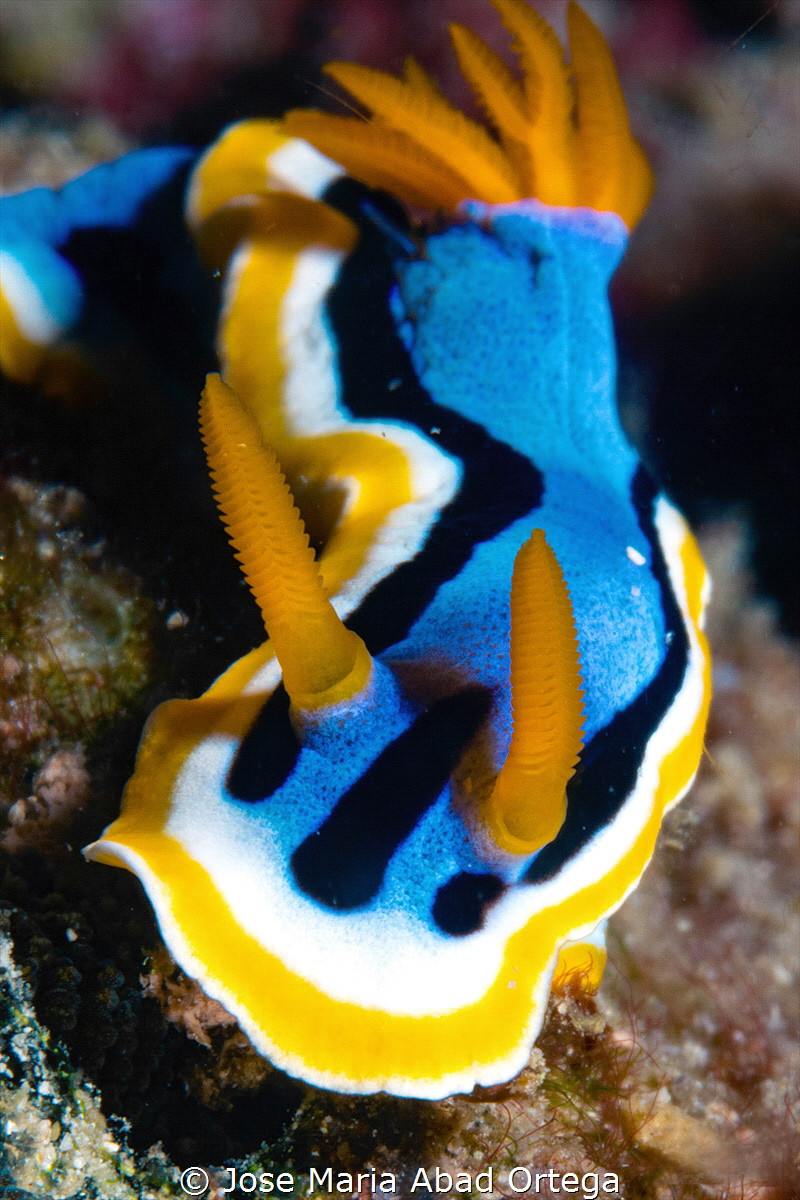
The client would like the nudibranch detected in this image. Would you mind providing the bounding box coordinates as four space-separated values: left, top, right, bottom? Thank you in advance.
1 0 711 1098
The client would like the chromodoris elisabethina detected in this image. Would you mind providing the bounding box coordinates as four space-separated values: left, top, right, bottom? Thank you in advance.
0 0 711 1100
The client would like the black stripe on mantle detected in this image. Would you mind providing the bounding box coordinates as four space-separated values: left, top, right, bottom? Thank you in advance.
322 179 544 656
226 182 544 803
524 467 690 883
291 687 493 910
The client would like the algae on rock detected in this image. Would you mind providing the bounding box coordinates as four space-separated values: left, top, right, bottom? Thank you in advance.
0 912 178 1199
0 476 152 846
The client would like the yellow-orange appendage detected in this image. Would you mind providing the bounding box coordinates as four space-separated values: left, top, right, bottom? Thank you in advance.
282 0 652 228
485 529 584 856
199 373 372 710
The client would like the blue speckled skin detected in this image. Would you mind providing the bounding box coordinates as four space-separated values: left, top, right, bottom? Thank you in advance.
217 198 670 936
395 202 635 486
389 202 664 743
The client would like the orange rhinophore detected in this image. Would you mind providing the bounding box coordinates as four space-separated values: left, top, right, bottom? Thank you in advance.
485 529 584 856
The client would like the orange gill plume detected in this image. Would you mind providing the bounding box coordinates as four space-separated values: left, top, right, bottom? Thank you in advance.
199 373 372 711
484 529 584 856
282 0 653 228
